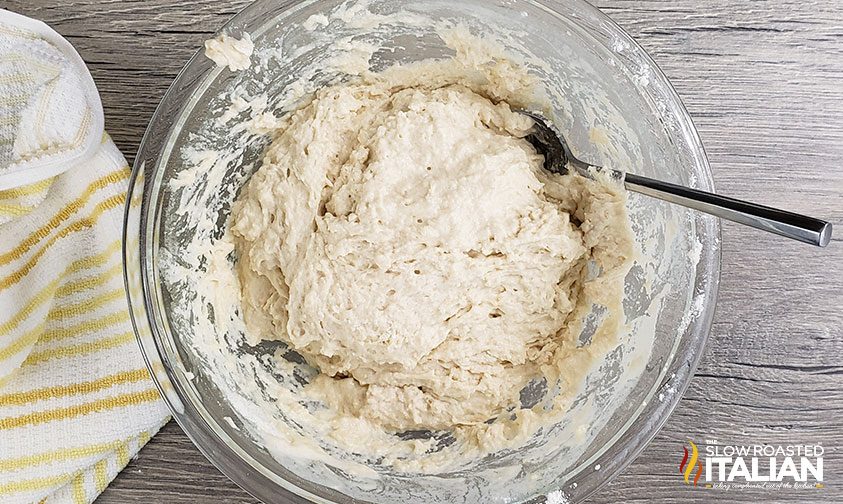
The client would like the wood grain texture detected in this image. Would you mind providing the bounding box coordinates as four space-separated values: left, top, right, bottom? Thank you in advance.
4 0 841 502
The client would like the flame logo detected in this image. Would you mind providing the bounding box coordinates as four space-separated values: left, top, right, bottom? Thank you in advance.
679 440 704 487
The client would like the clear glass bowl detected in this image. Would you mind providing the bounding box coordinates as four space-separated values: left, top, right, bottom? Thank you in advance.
123 0 720 502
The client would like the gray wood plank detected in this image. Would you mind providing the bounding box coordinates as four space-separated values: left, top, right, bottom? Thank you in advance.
4 0 840 502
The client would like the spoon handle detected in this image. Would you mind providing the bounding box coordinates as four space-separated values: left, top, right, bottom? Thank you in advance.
623 173 833 247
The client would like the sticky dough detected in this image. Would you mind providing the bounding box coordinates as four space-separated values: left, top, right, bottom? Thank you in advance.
231 58 634 443
204 33 254 72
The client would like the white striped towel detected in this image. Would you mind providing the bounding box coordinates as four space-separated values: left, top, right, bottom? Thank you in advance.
0 9 170 504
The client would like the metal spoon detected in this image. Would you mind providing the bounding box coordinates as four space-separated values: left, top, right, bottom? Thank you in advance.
521 111 832 247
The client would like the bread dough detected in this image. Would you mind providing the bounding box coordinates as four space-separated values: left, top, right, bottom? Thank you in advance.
204 33 253 72
231 53 634 449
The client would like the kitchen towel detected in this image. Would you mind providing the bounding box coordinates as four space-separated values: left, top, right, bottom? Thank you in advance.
0 9 169 504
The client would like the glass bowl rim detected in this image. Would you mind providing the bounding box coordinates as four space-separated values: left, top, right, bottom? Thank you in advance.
122 0 722 502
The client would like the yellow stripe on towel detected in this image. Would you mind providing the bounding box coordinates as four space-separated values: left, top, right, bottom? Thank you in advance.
0 369 150 406
0 193 127 290
0 203 34 217
0 240 121 336
0 292 127 365
39 310 130 344
72 472 86 504
24 332 136 366
0 389 161 430
0 168 128 266
48 288 124 321
54 262 123 298
0 178 53 201
0 473 75 494
0 437 133 471
93 459 108 493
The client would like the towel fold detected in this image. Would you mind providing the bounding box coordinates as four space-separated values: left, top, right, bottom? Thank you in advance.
0 9 169 504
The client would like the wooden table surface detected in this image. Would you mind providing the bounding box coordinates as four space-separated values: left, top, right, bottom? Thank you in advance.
7 0 841 502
